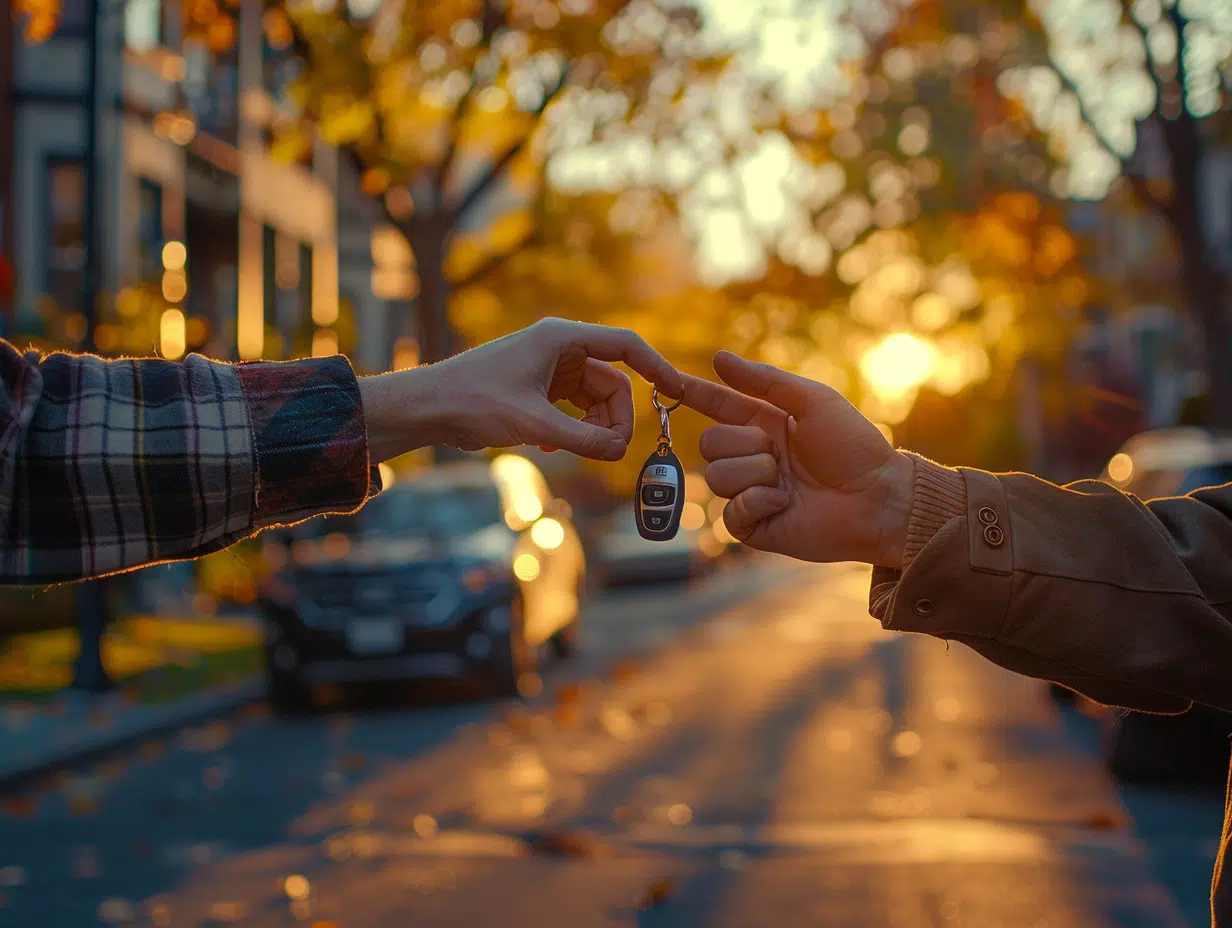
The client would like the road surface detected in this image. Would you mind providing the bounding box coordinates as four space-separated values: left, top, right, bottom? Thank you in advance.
0 558 1221 927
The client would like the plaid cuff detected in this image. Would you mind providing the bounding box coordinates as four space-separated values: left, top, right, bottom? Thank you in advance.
236 355 373 528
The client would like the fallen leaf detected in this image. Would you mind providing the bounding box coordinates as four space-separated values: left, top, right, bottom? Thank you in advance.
1085 809 1125 830
3 795 37 818
639 878 675 910
68 796 100 816
524 830 608 859
241 702 272 720
552 682 586 709
610 661 638 684
503 710 532 738
552 704 582 728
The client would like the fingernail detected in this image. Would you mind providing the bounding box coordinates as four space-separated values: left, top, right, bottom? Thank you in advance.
605 438 628 460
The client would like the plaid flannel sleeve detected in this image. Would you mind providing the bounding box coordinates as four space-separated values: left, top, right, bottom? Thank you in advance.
0 340 380 585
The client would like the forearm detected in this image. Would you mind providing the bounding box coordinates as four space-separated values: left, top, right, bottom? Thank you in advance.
356 363 449 464
0 344 375 584
870 454 1232 713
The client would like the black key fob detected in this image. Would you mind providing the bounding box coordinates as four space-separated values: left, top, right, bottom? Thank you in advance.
635 444 685 540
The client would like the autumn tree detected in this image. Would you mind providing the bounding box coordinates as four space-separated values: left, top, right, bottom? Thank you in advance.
544 0 1096 443
256 0 709 367
966 0 1232 428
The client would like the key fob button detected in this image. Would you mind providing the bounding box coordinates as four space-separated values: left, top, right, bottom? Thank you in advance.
641 485 676 507
643 510 670 531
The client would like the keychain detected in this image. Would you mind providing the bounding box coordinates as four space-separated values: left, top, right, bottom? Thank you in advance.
634 387 686 540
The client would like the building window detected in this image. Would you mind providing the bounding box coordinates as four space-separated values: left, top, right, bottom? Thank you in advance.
46 160 87 314
58 0 93 34
123 0 161 50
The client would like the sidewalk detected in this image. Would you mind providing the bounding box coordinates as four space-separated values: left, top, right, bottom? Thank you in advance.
0 615 265 790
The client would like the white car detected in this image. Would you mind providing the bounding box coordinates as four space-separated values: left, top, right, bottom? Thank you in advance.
1087 428 1232 785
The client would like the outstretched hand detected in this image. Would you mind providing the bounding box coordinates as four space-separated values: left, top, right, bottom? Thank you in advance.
361 318 683 464
680 351 914 568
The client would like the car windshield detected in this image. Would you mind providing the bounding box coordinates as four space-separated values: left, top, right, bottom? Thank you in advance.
294 485 504 539
1177 464 1232 495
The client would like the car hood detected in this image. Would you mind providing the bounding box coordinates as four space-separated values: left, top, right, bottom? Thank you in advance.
291 523 516 571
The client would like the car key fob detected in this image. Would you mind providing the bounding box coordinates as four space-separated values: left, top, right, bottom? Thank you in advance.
636 386 686 541
635 445 685 540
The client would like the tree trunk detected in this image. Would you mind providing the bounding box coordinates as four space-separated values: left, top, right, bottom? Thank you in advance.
408 225 455 365
72 579 113 692
1179 250 1232 431
1158 101 1232 431
406 216 464 462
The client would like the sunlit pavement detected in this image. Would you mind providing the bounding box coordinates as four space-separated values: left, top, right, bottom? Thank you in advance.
0 559 1218 927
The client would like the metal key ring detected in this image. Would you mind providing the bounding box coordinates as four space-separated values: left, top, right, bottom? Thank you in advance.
651 387 681 414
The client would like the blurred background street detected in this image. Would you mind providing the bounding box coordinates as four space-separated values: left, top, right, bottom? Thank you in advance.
5 0 1232 923
0 559 1225 928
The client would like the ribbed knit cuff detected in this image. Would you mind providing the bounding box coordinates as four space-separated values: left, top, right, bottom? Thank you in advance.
900 451 967 570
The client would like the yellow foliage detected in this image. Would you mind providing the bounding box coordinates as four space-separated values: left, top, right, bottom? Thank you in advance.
1034 225 1077 278
319 98 376 147
360 167 390 196
268 126 314 165
450 285 504 335
993 191 1041 224
487 210 535 254
444 236 487 282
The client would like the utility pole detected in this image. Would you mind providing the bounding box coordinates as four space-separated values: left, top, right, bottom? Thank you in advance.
72 0 113 693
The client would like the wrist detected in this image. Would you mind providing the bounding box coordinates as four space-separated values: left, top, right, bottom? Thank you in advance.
357 364 449 463
870 451 915 569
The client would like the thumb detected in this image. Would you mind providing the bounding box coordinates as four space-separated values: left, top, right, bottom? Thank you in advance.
712 351 816 418
531 408 628 462
723 485 790 541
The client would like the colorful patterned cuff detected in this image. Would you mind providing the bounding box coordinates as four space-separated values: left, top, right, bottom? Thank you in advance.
237 355 373 528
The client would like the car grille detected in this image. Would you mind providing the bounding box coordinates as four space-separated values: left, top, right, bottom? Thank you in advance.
298 572 446 622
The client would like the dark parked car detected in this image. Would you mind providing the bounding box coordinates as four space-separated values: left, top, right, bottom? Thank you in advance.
1069 428 1232 785
258 456 587 710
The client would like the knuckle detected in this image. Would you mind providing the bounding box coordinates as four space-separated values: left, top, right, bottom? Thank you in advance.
698 429 720 461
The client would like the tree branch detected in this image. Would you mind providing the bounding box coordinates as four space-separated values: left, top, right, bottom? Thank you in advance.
434 0 507 205
449 233 535 290
1049 58 1177 220
447 64 570 222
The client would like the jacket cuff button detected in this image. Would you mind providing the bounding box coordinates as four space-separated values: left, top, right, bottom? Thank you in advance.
914 598 935 617
978 507 998 525
983 524 1005 547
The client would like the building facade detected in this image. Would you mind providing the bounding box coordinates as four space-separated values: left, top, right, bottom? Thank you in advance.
1 0 406 371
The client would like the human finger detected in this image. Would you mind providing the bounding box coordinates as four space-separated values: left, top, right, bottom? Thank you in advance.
678 372 775 426
527 406 628 461
723 486 790 540
698 424 779 464
541 319 682 398
705 453 781 499
712 351 819 418
572 359 634 443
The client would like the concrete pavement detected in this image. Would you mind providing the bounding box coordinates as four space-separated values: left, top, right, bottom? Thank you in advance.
0 561 1215 927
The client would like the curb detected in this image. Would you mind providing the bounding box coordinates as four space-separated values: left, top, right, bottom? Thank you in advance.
0 677 264 792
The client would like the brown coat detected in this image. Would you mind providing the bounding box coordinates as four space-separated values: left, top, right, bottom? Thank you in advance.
869 453 1232 926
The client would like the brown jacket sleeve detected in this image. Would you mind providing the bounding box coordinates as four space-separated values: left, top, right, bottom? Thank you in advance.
869 453 1232 714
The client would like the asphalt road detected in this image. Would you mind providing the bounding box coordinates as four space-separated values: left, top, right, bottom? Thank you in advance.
0 557 1223 927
